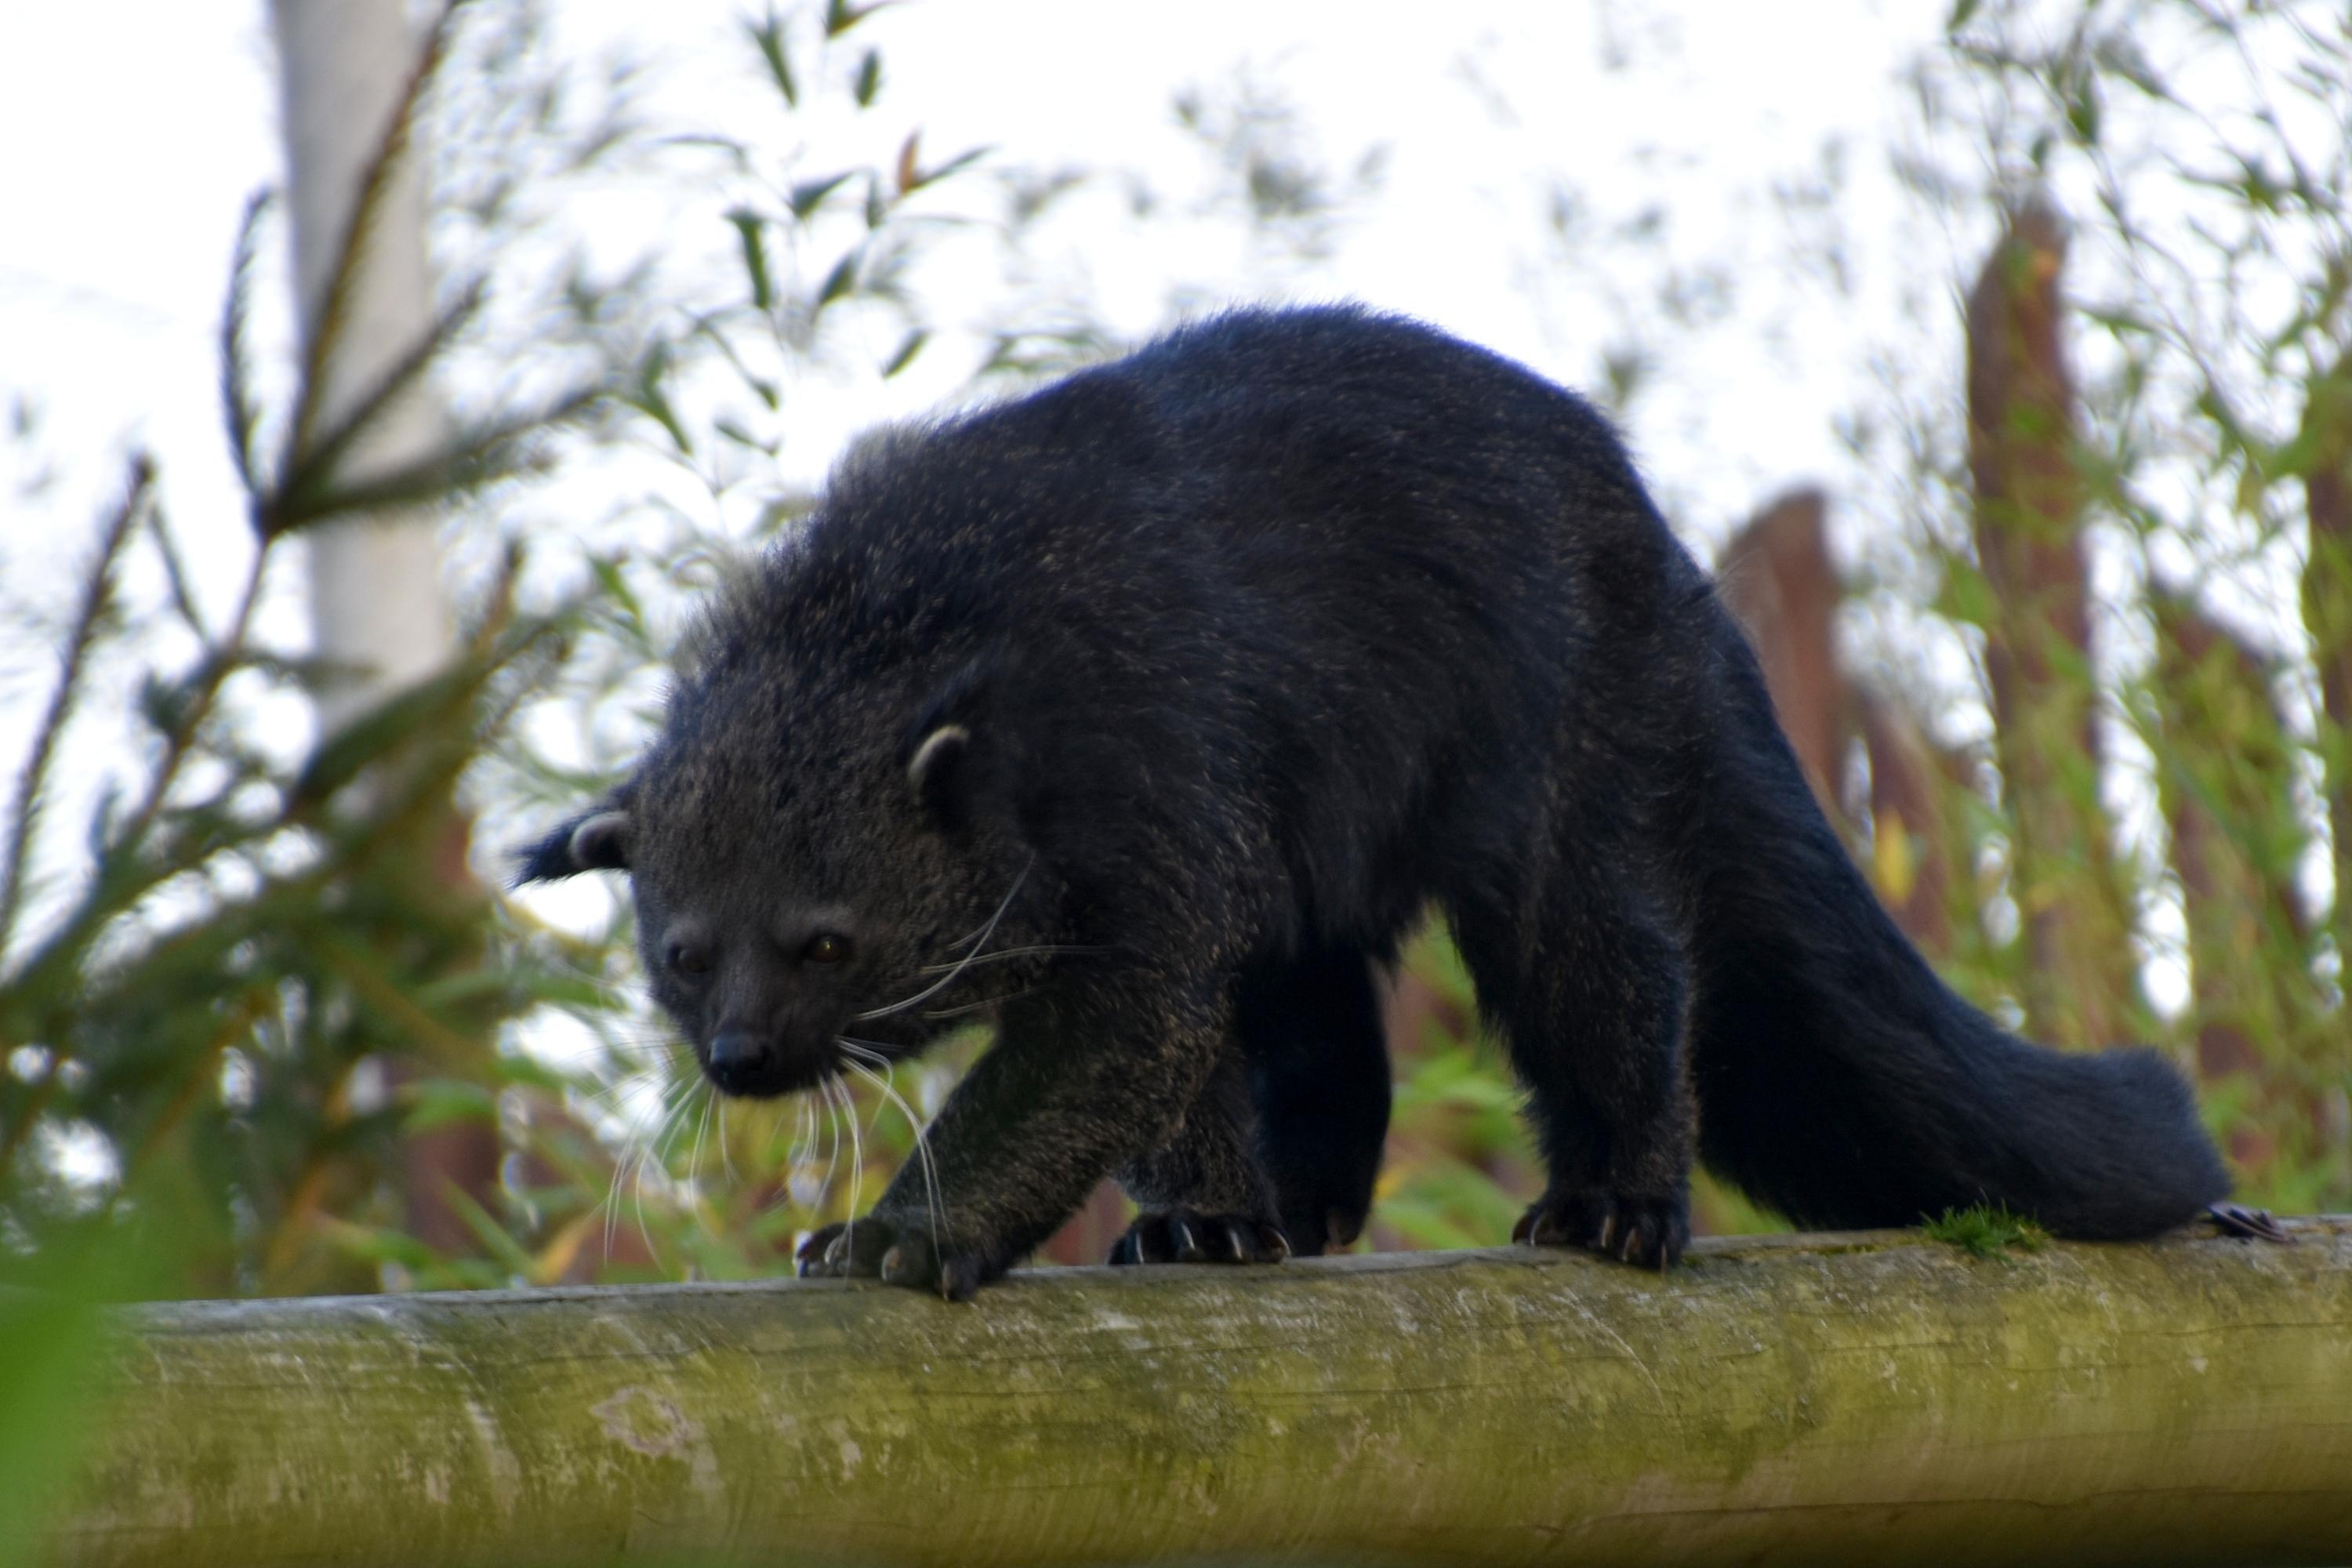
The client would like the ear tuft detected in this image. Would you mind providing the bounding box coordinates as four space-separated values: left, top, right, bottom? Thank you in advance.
568 811 632 871
511 808 632 886
908 724 969 790
905 650 1007 833
907 724 972 828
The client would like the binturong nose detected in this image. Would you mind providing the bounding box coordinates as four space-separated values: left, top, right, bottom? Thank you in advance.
703 1029 774 1096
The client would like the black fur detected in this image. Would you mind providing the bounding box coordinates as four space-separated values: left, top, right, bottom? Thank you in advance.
517 304 2229 1298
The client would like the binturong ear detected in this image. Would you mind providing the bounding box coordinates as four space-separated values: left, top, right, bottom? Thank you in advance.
510 808 633 886
906 723 972 829
904 653 1000 833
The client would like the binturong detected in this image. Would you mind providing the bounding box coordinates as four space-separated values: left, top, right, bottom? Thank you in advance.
516 305 2230 1301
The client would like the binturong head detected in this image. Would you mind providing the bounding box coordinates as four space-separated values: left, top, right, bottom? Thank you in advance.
512 632 1043 1102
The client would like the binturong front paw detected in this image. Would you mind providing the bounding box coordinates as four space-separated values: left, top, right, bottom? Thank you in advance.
1109 1210 1291 1267
795 1212 1007 1302
1514 1185 1690 1270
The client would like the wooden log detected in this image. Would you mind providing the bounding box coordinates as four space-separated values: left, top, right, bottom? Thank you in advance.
49 1218 2352 1568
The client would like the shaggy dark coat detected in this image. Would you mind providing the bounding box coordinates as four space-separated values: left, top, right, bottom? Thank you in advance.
519 305 2228 1299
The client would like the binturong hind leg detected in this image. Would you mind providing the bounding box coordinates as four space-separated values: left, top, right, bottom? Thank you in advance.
1109 1053 1291 1265
1451 853 1697 1269
1109 942 1389 1264
1236 944 1391 1255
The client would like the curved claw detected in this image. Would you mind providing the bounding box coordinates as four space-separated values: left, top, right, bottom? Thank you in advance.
1515 1187 1689 1271
794 1214 1001 1300
2209 1203 2294 1244
1109 1210 1290 1267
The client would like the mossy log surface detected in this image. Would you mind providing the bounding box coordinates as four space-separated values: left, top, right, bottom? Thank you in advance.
49 1218 2352 1568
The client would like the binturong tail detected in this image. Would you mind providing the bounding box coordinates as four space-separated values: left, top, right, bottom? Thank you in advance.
1683 620 2230 1240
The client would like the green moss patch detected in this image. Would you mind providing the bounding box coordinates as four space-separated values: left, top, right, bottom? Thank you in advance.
1922 1203 2050 1259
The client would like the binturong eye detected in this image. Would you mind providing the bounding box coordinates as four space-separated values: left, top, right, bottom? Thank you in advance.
669 942 712 978
802 932 852 964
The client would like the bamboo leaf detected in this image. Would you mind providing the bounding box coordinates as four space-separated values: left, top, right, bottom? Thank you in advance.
880 328 927 379
745 9 796 107
727 209 773 312
529 1209 600 1286
815 251 858 310
787 171 855 221
826 0 899 38
713 417 778 456
623 347 692 457
911 144 988 193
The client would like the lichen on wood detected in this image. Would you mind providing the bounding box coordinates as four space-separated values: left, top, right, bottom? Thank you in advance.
47 1218 2352 1568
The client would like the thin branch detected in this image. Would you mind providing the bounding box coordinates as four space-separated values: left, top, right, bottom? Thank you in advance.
105 545 268 873
219 188 274 495
143 502 210 645
268 383 606 535
0 455 152 960
262 279 485 536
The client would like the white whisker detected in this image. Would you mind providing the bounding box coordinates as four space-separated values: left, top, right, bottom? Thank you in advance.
852 856 1033 1022
687 1090 716 1233
819 1076 844 1203
768 1091 811 1218
840 1073 865 1265
941 914 998 952
630 1079 701 1271
920 988 1036 1021
915 943 1102 975
574 1047 685 1145
791 1093 815 1200
845 1051 942 1253
602 1067 687 1267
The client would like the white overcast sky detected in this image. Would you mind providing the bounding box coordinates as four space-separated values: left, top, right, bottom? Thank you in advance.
0 0 1976 926
2 2 1955 583
18 2 2309 1026
0 0 1971 962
